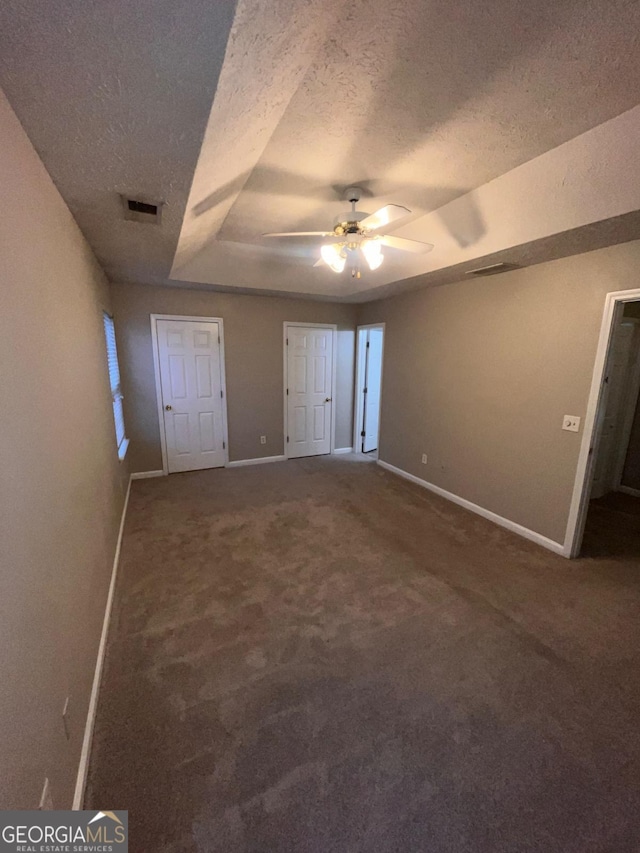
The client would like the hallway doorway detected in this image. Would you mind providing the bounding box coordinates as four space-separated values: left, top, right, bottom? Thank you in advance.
353 324 385 456
570 297 640 556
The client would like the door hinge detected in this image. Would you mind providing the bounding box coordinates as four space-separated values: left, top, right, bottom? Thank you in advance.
361 430 366 437
363 387 368 394
286 337 289 345
287 436 289 443
286 388 289 395
220 390 224 398
223 441 226 449
366 341 370 348
218 335 220 344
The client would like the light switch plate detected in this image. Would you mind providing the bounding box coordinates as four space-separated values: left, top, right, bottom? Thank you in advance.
562 415 581 432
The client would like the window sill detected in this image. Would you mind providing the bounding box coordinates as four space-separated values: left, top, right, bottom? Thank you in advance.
118 438 130 462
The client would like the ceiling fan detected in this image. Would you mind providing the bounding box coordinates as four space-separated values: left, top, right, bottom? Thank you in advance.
263 187 434 278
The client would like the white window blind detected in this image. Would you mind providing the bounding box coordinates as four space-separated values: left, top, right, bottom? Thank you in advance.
103 313 126 452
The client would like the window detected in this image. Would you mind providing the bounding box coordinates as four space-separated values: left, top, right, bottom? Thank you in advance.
103 313 128 460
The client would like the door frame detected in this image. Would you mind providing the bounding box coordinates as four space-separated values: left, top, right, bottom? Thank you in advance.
283 322 337 460
564 289 640 557
353 323 385 455
150 314 230 475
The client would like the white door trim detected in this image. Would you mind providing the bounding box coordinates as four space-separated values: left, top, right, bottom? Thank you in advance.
283 322 337 460
564 289 640 557
353 323 386 455
150 314 230 474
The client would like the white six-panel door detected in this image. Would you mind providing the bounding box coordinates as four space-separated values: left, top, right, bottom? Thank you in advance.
156 319 226 473
286 325 334 458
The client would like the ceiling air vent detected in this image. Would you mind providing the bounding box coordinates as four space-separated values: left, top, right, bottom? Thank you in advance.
466 262 522 277
121 195 163 224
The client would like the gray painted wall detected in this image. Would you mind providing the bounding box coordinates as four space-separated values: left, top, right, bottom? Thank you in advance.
358 239 640 545
0 90 129 809
110 283 357 472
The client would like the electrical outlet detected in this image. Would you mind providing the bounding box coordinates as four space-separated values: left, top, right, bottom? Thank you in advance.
62 696 70 741
421 453 428 464
39 777 53 810
562 415 581 433
260 435 267 445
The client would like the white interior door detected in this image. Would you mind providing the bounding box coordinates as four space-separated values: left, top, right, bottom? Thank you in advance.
287 325 333 458
591 318 637 498
157 319 226 473
362 328 383 452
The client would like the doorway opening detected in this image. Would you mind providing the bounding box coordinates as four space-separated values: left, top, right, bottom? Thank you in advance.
353 324 385 458
566 291 640 557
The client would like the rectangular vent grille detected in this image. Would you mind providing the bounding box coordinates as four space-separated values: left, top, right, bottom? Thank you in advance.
121 195 163 224
128 199 157 216
466 262 522 277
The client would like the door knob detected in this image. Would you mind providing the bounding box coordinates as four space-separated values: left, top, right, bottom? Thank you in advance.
324 397 332 403
165 404 172 411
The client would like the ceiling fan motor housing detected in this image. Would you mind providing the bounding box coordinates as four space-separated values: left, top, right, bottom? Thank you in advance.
333 210 369 235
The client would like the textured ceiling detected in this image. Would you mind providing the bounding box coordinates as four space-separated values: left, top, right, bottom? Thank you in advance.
0 0 238 284
1 0 640 300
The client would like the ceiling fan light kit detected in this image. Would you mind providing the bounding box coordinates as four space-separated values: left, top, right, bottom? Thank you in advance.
263 186 434 277
361 238 383 270
320 242 346 273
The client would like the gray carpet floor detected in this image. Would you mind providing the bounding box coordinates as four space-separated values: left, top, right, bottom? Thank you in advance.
86 457 640 852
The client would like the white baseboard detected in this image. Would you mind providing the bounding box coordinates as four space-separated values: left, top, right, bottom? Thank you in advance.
227 455 286 468
130 469 165 480
72 475 132 809
377 459 566 557
618 484 640 498
333 447 353 455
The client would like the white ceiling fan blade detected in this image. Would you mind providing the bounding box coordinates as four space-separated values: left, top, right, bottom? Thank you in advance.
263 231 333 237
360 204 410 232
379 234 434 254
